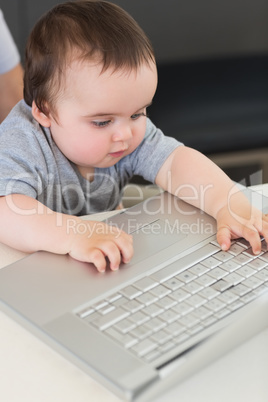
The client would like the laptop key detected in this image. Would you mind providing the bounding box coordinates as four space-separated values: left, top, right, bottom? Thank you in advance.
165 321 185 336
228 299 244 311
186 293 206 307
136 292 158 306
199 286 219 300
207 267 228 280
259 252 268 262
220 260 241 272
195 274 216 287
232 254 253 265
187 324 204 335
189 263 209 276
224 272 244 286
176 271 197 283
163 277 184 290
158 341 176 354
150 329 173 345
130 325 152 340
128 311 149 325
214 308 231 319
144 317 166 331
158 309 179 324
236 265 256 278
144 350 161 362
131 339 158 357
254 268 268 281
230 283 250 297
133 277 158 292
242 276 263 289
98 304 116 315
150 284 171 298
81 237 268 367
205 297 226 312
152 243 220 282
92 307 129 330
156 295 177 309
236 238 250 249
183 281 203 294
92 300 108 310
200 256 221 269
105 327 137 349
253 284 268 296
169 288 190 302
228 243 247 256
213 251 233 262
248 258 267 270
212 279 232 292
142 303 164 317
122 299 144 313
77 307 94 319
172 301 193 316
120 285 142 299
242 247 261 258
217 290 239 304
114 318 136 334
192 305 212 320
179 313 200 328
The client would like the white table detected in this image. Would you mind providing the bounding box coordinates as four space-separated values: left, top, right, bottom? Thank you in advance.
0 188 268 402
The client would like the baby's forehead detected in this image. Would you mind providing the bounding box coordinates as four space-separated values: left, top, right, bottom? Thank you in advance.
52 56 157 111
52 52 157 105
62 55 156 86
66 53 153 73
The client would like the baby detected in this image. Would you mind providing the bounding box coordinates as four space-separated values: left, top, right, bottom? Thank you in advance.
0 1 267 272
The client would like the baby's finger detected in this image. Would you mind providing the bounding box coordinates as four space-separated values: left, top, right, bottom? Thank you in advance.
257 214 268 246
216 226 232 251
100 241 122 271
115 234 133 264
240 224 262 255
107 226 133 262
83 248 107 273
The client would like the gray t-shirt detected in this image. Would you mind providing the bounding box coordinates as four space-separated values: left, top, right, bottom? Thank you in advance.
0 100 182 215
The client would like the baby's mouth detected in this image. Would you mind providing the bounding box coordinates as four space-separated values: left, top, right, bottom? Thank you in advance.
109 150 126 158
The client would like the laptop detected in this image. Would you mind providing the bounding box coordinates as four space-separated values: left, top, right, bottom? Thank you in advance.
0 189 268 402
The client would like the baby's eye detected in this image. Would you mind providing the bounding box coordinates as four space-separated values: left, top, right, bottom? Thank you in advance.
131 112 147 120
92 120 111 127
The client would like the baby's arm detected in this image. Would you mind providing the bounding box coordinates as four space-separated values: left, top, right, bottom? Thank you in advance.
156 146 268 253
0 194 133 272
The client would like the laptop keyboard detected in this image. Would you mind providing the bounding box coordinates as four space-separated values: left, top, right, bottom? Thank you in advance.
77 238 268 364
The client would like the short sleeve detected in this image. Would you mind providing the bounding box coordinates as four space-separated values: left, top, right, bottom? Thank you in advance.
123 118 183 183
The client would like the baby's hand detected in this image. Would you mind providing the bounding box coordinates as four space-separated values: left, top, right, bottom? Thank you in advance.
216 199 268 254
67 219 133 272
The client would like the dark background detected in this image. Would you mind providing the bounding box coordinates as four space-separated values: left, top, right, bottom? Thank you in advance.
2 0 268 184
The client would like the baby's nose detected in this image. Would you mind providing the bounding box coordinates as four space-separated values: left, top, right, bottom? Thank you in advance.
112 125 132 142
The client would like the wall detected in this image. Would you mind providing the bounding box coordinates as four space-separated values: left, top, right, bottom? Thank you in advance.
1 0 268 184
1 0 268 63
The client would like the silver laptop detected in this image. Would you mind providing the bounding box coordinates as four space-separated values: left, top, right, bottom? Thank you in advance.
0 189 268 402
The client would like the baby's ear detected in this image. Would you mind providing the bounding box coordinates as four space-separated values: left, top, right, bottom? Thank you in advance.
31 101 51 127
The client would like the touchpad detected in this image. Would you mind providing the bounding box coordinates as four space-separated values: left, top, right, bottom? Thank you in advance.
129 219 187 265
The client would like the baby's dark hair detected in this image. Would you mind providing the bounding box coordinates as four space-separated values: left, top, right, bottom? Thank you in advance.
23 0 155 116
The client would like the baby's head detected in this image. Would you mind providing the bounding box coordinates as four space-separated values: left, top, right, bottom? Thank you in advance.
23 0 155 117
